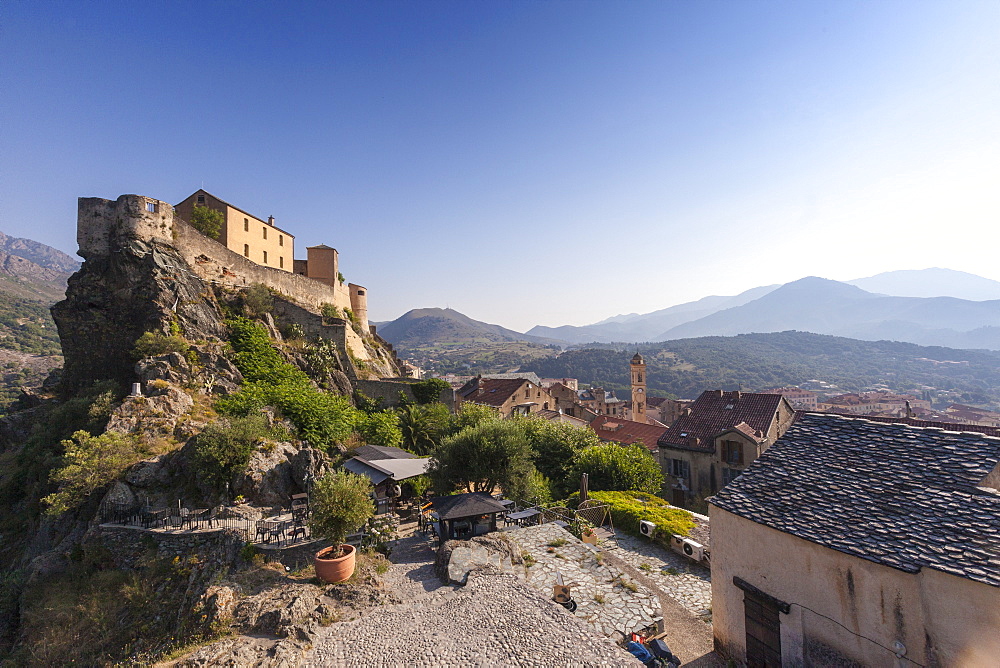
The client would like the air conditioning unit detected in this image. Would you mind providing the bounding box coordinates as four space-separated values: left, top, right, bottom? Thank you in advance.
670 535 706 563
639 520 655 537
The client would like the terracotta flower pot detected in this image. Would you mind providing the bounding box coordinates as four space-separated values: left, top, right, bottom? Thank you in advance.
314 544 357 583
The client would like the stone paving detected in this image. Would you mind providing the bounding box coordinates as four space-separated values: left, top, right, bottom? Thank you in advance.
613 533 712 619
305 534 641 667
503 524 662 638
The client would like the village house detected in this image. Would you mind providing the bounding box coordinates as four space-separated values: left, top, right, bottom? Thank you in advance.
455 376 555 417
943 403 1000 427
657 390 795 508
709 413 1000 667
577 386 627 417
821 390 931 416
759 386 819 410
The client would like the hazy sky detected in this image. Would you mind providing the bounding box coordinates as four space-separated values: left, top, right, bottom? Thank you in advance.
3 1 998 331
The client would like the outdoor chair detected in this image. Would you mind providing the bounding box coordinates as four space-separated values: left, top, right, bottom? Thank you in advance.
254 520 269 543
290 518 308 542
266 520 287 545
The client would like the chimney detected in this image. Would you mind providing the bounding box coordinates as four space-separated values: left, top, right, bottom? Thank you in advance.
268 215 275 226
716 390 724 398
736 390 742 400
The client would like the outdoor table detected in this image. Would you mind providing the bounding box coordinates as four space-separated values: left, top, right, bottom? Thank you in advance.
498 499 515 508
146 508 169 529
505 508 541 526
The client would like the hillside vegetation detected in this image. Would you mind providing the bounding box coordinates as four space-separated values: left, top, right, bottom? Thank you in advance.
522 331 1000 405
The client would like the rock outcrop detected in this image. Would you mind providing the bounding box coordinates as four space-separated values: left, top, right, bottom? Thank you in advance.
52 237 225 394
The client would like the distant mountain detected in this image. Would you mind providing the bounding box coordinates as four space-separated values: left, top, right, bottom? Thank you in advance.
0 230 79 303
377 307 564 353
658 277 1000 350
526 285 779 344
848 268 1000 301
0 230 79 274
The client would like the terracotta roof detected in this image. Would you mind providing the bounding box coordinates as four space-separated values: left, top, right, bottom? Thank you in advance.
711 413 1000 586
589 415 668 452
658 390 786 452
457 377 529 408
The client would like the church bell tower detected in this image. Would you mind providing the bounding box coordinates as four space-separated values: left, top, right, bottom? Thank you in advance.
630 352 646 422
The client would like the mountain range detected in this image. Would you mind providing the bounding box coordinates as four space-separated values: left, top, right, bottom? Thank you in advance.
375 307 563 353
378 268 1000 352
0 230 79 302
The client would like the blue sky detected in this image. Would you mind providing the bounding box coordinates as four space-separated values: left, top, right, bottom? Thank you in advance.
2 1 998 331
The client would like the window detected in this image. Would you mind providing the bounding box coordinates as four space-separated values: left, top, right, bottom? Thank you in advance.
244 218 249 232
279 256 284 268
722 440 744 465
262 227 267 239
145 201 157 213
357 289 365 295
722 468 741 485
197 194 205 204
243 244 249 257
279 234 283 246
262 250 268 264
638 373 643 383
669 459 690 480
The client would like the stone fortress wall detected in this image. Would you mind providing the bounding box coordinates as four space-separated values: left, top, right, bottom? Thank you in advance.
77 194 384 366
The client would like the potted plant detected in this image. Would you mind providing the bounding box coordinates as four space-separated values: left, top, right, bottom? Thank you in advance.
310 470 375 583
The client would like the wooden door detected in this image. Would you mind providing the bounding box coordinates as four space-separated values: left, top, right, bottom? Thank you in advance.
744 589 782 667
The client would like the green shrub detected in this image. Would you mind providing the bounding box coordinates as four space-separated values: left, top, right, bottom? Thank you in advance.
133 332 189 359
321 303 340 320
217 318 356 448
190 205 223 240
309 470 374 545
565 442 663 494
242 284 273 318
411 378 451 405
352 410 403 449
42 431 147 516
567 490 694 545
190 415 270 492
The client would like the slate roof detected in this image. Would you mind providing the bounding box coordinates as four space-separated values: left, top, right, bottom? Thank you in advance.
343 456 430 484
818 412 1000 437
353 444 417 461
589 415 668 452
431 492 507 520
711 413 1000 587
658 390 785 452
483 372 543 386
457 378 530 407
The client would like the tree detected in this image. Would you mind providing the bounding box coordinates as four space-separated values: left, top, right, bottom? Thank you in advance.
352 410 403 449
566 442 663 495
190 205 223 240
411 378 451 405
428 417 536 496
398 403 449 455
524 418 602 496
190 415 269 493
43 430 144 516
308 470 375 546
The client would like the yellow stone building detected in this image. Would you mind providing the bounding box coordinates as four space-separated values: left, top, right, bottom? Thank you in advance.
175 189 294 272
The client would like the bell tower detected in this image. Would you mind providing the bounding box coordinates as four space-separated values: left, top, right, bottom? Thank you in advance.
630 352 646 423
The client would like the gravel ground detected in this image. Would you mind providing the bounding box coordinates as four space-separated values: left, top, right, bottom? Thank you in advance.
305 535 641 668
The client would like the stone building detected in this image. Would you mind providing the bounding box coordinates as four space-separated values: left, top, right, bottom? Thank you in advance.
628 352 647 423
175 190 370 332
657 390 795 508
577 387 626 417
175 189 295 272
710 413 1000 667
455 377 556 417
